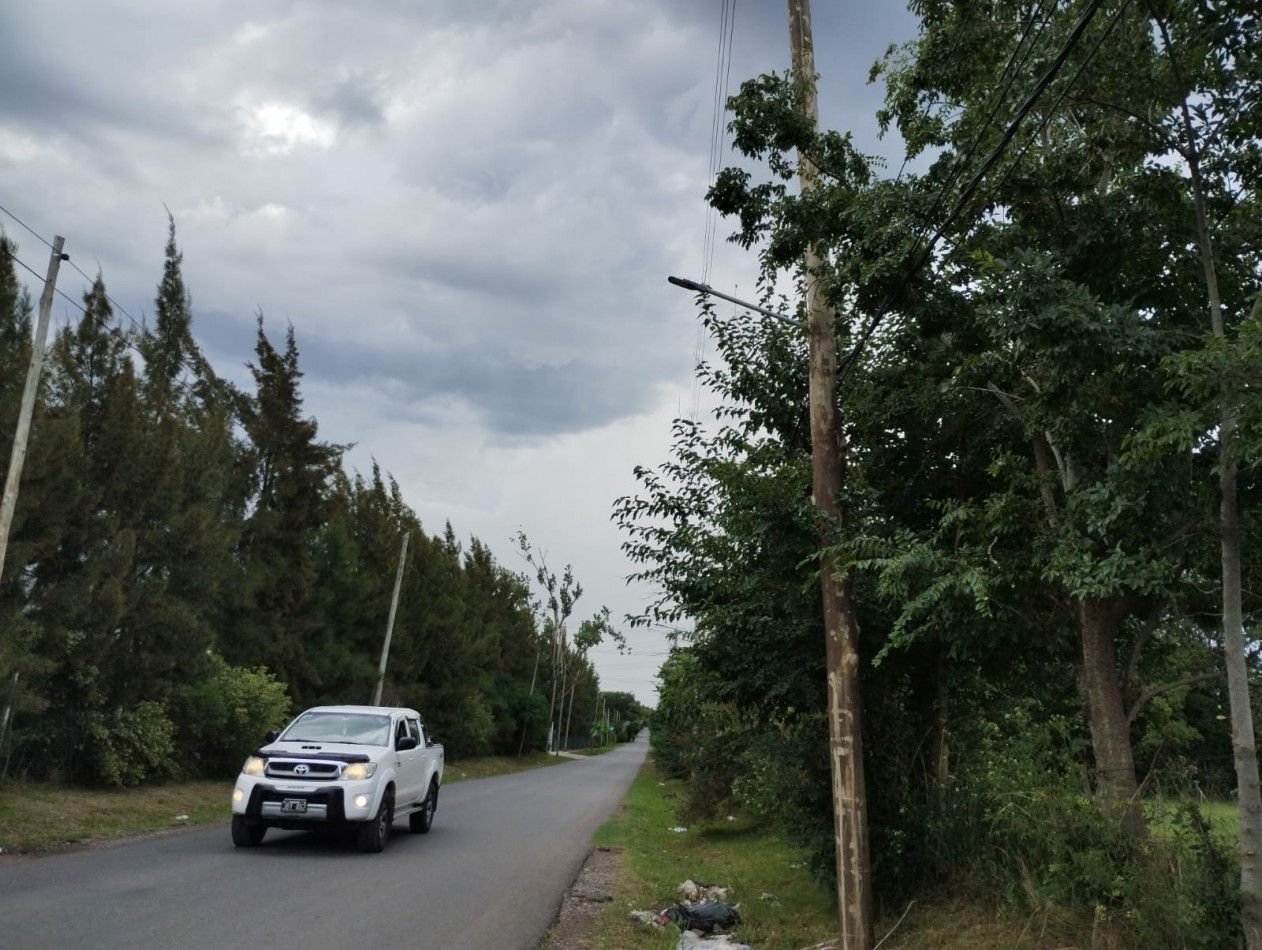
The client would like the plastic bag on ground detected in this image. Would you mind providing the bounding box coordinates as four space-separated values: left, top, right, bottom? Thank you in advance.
676 931 753 950
661 902 743 933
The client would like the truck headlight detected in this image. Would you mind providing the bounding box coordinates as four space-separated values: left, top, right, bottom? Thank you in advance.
242 756 265 776
343 762 377 781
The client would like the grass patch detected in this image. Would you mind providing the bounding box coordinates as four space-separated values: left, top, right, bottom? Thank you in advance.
588 763 838 950
1147 798 1238 841
0 780 231 853
442 751 574 783
570 744 619 757
583 763 1108 950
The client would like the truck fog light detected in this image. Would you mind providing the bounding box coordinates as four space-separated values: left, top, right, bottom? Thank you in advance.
233 788 244 803
354 794 369 809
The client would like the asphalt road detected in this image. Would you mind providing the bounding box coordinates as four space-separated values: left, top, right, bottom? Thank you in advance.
1 739 649 950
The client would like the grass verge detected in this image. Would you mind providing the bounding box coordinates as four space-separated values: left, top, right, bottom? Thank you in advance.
582 762 1153 950
0 751 577 855
587 763 839 950
0 781 229 853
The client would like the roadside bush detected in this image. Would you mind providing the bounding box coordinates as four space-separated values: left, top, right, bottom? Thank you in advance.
732 710 836 888
86 701 176 787
918 704 1240 948
481 676 549 754
174 654 291 777
421 687 495 759
650 650 727 779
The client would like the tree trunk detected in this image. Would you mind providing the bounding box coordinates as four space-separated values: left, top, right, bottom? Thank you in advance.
1174 81 1262 942
931 641 950 794
1219 422 1262 945
1078 597 1145 837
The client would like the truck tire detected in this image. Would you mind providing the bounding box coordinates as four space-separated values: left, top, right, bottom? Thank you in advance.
409 780 438 834
231 815 266 847
357 792 393 853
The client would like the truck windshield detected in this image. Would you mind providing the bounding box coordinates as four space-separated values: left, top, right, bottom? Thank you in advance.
281 712 392 746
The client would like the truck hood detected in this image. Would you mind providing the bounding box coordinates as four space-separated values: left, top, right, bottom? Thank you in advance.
255 740 378 763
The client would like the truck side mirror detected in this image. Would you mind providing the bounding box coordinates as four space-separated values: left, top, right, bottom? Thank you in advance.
264 730 279 744
396 735 419 751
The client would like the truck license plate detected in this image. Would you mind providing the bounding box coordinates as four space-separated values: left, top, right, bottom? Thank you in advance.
281 798 308 813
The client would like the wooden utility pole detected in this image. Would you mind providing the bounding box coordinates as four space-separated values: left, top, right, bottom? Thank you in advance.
0 671 17 779
786 3 874 947
372 531 410 706
0 236 66 585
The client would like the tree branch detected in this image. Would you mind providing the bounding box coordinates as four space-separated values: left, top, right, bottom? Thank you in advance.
1123 615 1160 695
1127 673 1217 723
986 383 1062 529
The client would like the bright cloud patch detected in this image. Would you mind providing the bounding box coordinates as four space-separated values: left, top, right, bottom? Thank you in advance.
239 100 336 156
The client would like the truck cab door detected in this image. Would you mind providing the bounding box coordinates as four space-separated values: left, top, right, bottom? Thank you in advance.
395 716 424 804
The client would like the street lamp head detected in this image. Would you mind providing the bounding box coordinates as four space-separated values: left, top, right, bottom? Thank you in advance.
667 275 707 293
666 274 799 328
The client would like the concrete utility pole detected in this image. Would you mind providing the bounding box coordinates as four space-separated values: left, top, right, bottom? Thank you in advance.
372 531 410 706
786 3 874 947
0 236 66 584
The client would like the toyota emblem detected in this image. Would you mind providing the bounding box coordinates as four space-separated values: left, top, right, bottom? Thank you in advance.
293 764 309 775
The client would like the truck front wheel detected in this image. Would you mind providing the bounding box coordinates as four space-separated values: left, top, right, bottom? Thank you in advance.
357 792 393 853
231 815 266 847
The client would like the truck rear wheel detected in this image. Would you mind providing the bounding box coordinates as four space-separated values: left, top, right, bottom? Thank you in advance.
231 815 266 847
409 781 438 834
357 792 393 853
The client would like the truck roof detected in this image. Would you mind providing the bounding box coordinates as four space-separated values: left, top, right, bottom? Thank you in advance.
299 704 420 718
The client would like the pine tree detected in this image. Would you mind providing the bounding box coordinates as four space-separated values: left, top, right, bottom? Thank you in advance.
225 318 342 700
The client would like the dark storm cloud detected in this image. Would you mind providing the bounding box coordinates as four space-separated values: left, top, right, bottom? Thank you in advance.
308 72 389 129
295 334 655 438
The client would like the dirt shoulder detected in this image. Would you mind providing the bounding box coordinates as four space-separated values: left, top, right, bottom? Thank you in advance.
539 845 623 949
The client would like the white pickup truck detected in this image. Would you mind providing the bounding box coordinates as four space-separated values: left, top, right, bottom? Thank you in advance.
230 704 444 853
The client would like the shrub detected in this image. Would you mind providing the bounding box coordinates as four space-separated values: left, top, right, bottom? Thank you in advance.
916 703 1240 948
175 654 291 777
418 688 495 759
86 701 176 787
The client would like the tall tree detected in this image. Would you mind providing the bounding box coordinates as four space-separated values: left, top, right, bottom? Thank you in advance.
226 318 342 699
516 531 582 753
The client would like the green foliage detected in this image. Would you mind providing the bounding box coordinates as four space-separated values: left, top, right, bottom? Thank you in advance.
907 704 1241 947
0 219 565 789
482 676 548 754
174 655 291 777
418 687 495 760
85 702 176 788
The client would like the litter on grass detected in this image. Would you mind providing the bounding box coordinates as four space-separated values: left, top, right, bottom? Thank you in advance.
630 910 664 929
678 879 730 903
661 901 743 933
676 932 753 950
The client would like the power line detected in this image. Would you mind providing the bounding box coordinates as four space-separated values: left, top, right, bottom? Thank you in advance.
7 247 202 402
1 204 219 395
836 0 1119 384
0 202 149 339
0 203 55 253
912 0 1058 236
692 0 739 425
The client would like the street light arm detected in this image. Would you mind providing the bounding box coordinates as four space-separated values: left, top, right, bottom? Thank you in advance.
667 275 801 328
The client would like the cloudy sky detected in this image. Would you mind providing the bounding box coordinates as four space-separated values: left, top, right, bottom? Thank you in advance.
0 1 918 706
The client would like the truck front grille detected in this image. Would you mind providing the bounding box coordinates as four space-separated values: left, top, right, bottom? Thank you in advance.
264 759 341 781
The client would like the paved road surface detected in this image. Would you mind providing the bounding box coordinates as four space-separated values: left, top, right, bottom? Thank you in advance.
1 740 648 950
